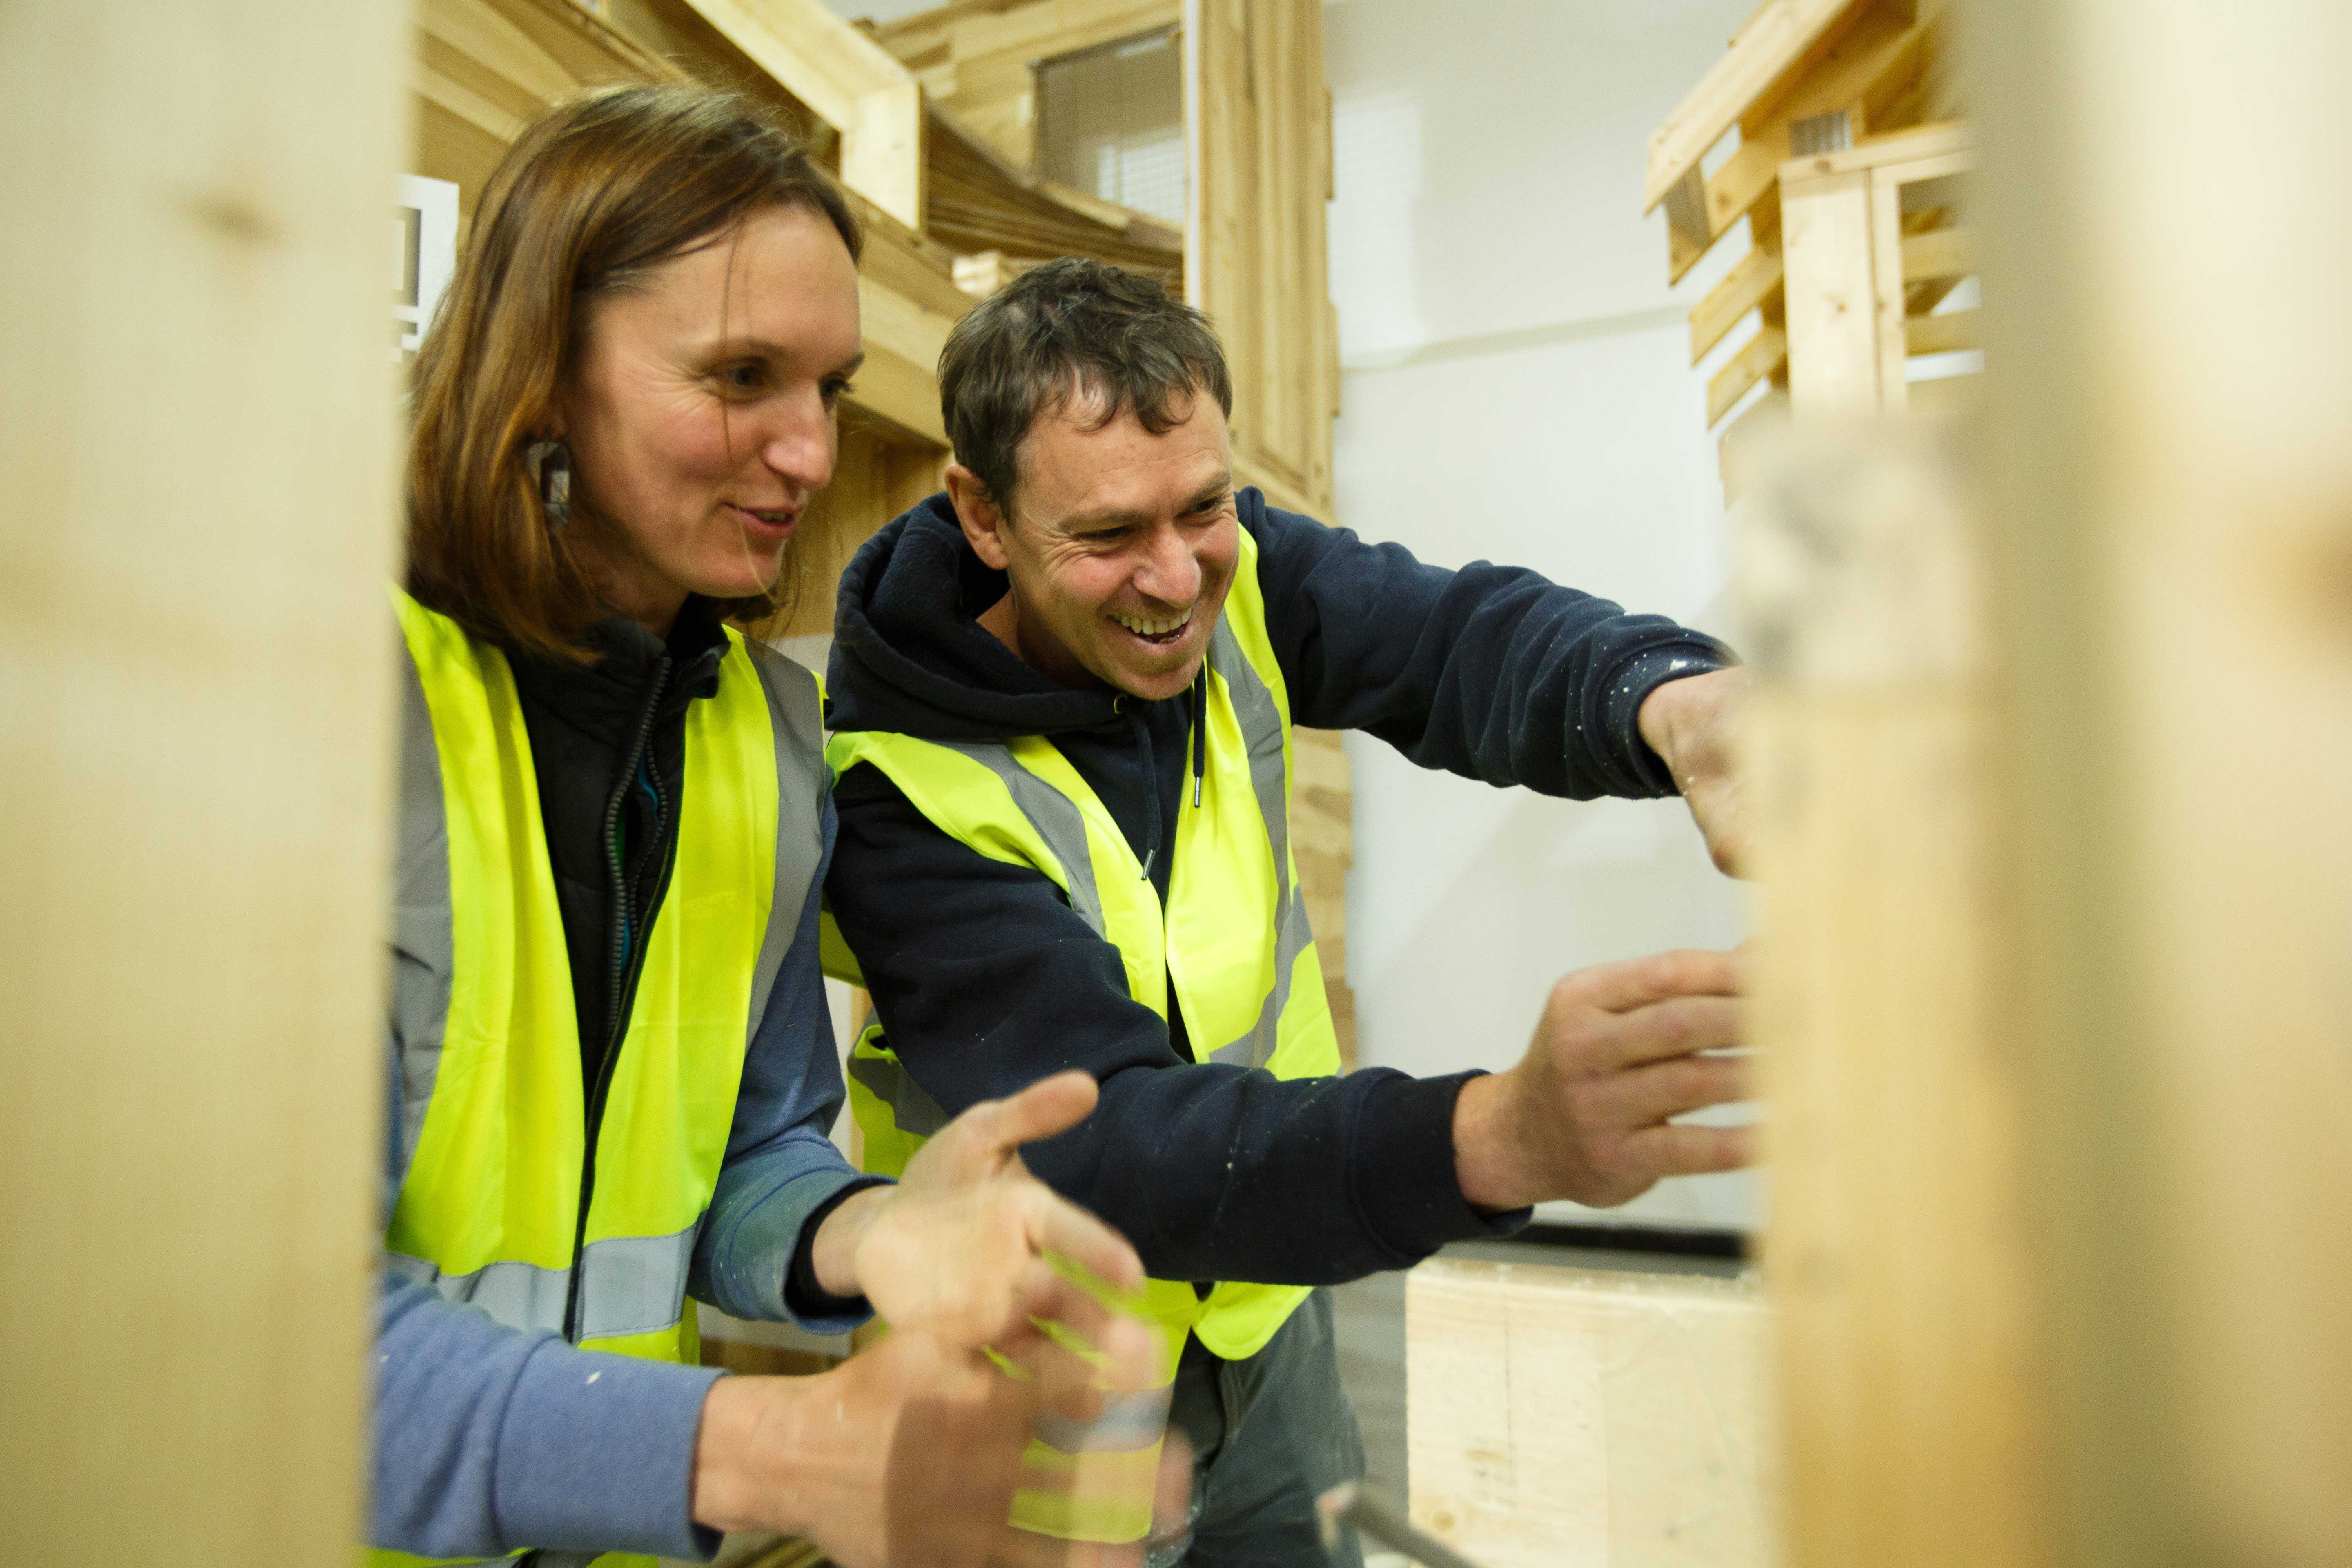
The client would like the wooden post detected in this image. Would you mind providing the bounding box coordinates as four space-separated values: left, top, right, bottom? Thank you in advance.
1976 1 2352 1562
1740 421 2049 1568
0 0 403 1557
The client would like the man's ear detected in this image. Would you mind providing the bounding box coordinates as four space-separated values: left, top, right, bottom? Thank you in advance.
945 463 1013 571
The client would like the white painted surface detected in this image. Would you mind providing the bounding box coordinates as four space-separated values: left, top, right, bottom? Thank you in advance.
1325 0 1762 1230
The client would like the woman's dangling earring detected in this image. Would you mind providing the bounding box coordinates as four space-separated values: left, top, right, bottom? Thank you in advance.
524 439 573 530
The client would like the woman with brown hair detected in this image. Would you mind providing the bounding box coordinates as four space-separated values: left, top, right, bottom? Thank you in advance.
376 84 1156 1568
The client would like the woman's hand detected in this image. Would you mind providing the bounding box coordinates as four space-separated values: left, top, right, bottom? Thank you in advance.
811 1071 1156 1375
693 1325 1177 1567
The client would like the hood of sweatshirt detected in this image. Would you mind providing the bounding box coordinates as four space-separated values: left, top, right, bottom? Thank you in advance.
825 493 1130 742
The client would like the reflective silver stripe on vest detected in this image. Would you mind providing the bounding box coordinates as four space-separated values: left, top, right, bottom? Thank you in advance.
1204 623 1311 1070
938 739 1108 935
1033 1386 1172 1454
390 647 455 1185
385 1251 570 1333
385 1223 699 1341
742 640 831 1042
849 1049 953 1137
575 1225 700 1340
846 739 1106 1140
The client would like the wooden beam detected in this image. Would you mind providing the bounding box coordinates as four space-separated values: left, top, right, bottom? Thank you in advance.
1407 1260 1771 1566
1645 0 1862 212
1 0 402 1555
412 56 527 144
1904 307 1979 356
419 0 577 104
1710 323 1790 426
1977 0 2352 1552
1693 238 1786 363
1738 424 2044 1568
1791 117 1972 178
681 0 929 233
1780 166 1890 414
1900 223 1975 281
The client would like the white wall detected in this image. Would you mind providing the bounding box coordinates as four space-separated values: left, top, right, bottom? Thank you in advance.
1325 0 1762 1230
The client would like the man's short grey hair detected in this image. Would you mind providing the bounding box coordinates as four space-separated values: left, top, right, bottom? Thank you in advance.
936 256 1234 519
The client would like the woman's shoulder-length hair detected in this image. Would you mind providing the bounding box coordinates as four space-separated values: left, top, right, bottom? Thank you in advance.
405 82 862 662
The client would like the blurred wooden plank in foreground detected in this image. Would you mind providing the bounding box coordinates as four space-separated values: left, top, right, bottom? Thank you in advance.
0 0 404 1557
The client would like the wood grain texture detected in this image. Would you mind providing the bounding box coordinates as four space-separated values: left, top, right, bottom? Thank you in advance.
0 0 403 1555
1977 0 2352 1560
1735 427 2047 1568
1406 1260 1773 1568
1643 0 1862 211
869 0 1183 171
1187 0 1337 515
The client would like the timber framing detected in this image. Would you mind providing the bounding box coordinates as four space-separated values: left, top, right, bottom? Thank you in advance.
1646 0 1976 497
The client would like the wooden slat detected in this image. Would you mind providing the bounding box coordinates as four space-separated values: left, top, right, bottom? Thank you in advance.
1408 1261 1771 1567
413 55 527 143
1 0 403 1556
1793 116 1971 177
1904 307 1979 356
1188 0 1335 513
419 0 577 102
1900 223 1974 281
1693 238 1786 364
1644 0 1861 212
1667 4 1936 284
1780 166 1887 414
1710 323 1790 427
1742 425 2043 1568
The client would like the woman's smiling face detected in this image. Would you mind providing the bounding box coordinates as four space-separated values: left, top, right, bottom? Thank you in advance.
558 201 864 635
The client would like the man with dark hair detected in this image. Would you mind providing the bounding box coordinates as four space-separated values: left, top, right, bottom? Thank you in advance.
822 257 1751 1565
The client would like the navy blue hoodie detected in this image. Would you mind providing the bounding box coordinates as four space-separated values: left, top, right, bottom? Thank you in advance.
823 489 1732 1290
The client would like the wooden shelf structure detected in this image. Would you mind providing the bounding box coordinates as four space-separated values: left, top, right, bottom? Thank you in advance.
1644 0 1972 494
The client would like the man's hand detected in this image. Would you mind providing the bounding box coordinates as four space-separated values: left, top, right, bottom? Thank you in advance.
1452 950 1751 1212
1638 667 1750 876
692 1326 1179 1568
811 1072 1156 1376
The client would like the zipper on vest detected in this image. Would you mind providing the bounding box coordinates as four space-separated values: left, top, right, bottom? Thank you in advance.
563 651 671 1342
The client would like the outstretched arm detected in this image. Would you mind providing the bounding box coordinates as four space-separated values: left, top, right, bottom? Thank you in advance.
827 762 1528 1286
1247 495 1750 869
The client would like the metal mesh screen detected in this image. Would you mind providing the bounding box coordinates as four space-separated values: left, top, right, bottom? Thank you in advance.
1034 26 1185 225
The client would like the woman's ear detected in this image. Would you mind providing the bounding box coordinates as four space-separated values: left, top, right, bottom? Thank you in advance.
945 464 1013 571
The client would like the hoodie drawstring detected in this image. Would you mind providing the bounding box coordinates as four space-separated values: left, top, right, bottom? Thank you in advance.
1190 665 1207 808
1136 669 1211 884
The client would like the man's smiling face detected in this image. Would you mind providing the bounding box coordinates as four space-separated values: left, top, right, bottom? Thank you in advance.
951 388 1240 702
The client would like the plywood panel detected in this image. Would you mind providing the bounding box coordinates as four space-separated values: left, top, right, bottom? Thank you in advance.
0 0 403 1555
1407 1260 1773 1568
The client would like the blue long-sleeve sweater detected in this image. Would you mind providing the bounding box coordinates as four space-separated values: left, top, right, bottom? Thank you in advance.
373 633 879 1562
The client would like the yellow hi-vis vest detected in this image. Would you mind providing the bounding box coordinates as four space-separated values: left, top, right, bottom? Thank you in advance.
825 525 1342 1544
377 592 826 1568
